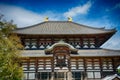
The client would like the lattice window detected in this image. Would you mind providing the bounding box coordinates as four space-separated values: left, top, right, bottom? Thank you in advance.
78 59 84 70
75 43 81 49
31 39 37 49
24 39 30 49
38 72 51 80
72 72 81 80
93 59 100 70
102 58 113 71
46 45 51 48
39 45 45 49
45 59 51 70
86 59 100 71
56 55 67 67
39 39 45 49
68 38 75 46
89 38 95 48
71 59 77 70
38 59 44 70
86 59 93 70
29 63 35 70
87 71 101 79
22 62 28 71
22 59 36 80
29 73 35 79
87 72 94 78
75 38 81 48
83 38 89 48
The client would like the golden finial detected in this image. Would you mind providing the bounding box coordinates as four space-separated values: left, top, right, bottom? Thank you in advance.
68 17 72 21
44 17 49 21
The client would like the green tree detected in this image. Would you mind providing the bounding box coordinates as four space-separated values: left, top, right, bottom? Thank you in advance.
0 15 23 80
117 66 120 75
118 69 120 74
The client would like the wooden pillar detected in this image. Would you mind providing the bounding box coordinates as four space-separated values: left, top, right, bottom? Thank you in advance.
51 55 54 80
81 72 84 80
67 54 71 71
64 72 67 80
66 37 69 43
37 37 39 49
21 38 25 47
50 72 54 80
35 58 38 80
51 55 54 72
100 58 103 78
51 37 54 44
67 71 72 80
76 58 78 70
83 58 87 80
95 36 98 48
112 58 116 73
81 37 83 48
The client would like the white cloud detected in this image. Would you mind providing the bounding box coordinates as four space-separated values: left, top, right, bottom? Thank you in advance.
0 2 92 27
0 4 62 27
64 1 92 17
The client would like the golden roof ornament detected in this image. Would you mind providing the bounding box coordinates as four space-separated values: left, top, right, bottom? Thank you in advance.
68 17 72 21
44 17 49 21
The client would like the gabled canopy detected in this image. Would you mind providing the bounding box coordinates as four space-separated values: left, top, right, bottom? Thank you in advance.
14 21 116 35
45 40 77 52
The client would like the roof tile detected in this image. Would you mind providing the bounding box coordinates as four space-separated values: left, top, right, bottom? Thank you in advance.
15 21 116 35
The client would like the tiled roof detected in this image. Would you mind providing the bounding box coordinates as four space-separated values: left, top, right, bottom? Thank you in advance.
76 49 120 57
21 49 120 57
21 50 52 57
15 21 116 35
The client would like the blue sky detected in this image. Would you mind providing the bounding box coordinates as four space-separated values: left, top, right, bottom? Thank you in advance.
0 0 120 50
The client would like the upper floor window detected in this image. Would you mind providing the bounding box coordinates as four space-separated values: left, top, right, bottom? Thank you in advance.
83 38 96 49
102 59 113 71
31 39 37 49
24 39 37 50
24 39 30 49
83 38 89 48
89 38 95 48
56 55 66 67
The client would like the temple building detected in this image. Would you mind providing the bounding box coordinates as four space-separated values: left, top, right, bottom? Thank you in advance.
14 18 120 80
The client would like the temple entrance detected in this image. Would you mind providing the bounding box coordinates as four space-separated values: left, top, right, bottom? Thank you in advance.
54 71 81 80
54 72 67 80
37 72 51 80
72 72 81 80
37 71 81 80
45 41 79 80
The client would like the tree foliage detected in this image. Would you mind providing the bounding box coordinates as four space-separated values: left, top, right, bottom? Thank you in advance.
117 66 120 75
0 15 23 80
